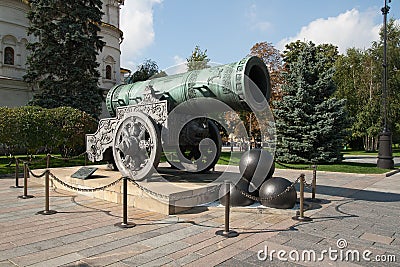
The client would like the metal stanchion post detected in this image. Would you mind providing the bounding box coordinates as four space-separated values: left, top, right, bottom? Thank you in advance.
306 165 321 203
18 163 34 199
312 165 316 199
292 174 312 222
216 181 239 238
10 157 23 188
84 153 88 166
37 170 57 215
115 176 136 228
46 154 51 169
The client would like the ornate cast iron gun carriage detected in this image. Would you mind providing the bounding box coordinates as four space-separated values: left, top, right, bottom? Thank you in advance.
86 56 271 180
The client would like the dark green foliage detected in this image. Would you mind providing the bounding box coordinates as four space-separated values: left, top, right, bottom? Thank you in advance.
24 0 105 119
274 41 349 163
127 59 165 84
0 106 98 157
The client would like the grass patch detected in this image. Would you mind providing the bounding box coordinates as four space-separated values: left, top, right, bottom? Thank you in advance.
0 154 100 176
275 161 389 174
0 151 393 176
341 148 400 157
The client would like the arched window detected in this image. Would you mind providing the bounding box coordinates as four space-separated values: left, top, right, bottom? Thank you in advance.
4 47 14 65
106 65 112 79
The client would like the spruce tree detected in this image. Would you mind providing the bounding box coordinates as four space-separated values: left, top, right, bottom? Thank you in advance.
24 0 105 119
274 41 349 163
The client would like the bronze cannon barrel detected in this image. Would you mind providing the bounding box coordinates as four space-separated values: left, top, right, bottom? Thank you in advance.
106 56 271 117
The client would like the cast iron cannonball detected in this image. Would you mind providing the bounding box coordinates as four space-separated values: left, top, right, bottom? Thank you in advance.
259 177 297 209
219 178 256 207
239 149 274 185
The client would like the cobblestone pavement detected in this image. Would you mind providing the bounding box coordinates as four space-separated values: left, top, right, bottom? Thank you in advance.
0 167 399 266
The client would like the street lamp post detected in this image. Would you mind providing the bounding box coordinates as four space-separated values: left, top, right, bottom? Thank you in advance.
377 0 394 169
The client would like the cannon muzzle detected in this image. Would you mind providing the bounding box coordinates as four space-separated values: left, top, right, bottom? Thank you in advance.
106 56 270 116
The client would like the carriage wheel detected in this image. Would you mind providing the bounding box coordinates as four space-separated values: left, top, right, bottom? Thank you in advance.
166 119 222 173
113 112 161 181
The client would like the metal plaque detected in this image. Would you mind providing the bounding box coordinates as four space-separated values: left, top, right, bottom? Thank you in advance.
71 167 98 179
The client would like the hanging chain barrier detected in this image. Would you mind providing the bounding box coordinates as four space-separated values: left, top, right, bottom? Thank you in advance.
49 173 123 193
274 161 319 201
49 151 87 161
26 165 48 178
13 152 317 221
11 152 89 188
237 173 314 222
236 175 305 202
126 176 221 201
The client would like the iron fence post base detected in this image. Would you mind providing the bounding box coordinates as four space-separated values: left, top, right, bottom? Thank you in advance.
18 195 34 199
215 230 239 238
114 222 136 228
37 210 57 215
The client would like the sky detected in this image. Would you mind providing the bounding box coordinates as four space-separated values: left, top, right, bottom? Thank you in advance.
119 0 400 74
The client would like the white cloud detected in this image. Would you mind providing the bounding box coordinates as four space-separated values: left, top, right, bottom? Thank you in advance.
246 4 272 33
277 9 380 54
162 55 188 75
120 0 162 70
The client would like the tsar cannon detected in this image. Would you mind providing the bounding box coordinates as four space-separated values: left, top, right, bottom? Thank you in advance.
86 56 271 180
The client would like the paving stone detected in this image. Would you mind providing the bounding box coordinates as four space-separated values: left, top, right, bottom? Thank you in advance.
138 225 207 248
139 256 174 267
1 168 400 267
0 261 17 267
122 241 188 266
168 253 202 266
360 233 394 245
216 257 258 267
57 225 121 244
82 243 152 266
0 246 37 262
232 250 255 261
278 231 324 244
27 252 83 267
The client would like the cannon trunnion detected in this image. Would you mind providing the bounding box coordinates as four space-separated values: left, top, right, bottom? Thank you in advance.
86 56 271 180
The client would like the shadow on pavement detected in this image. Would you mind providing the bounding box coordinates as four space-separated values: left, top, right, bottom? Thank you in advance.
315 184 400 202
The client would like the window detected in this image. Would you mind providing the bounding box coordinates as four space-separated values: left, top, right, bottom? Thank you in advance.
106 65 112 79
4 47 14 65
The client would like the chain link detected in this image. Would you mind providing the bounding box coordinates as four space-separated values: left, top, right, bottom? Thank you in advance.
50 151 87 161
303 180 314 188
126 177 221 201
26 165 48 178
17 156 47 165
235 175 302 202
49 172 123 193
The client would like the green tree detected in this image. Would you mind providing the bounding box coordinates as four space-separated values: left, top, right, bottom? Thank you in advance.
187 45 210 71
127 59 166 84
250 42 284 101
334 19 400 149
24 0 105 119
274 41 348 163
334 48 381 151
374 19 400 141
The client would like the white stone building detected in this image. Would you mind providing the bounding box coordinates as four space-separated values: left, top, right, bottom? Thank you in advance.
0 0 125 117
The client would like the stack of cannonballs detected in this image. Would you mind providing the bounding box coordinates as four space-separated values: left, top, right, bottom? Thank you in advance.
219 149 297 209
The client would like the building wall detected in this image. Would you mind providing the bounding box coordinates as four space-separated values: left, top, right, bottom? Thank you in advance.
0 0 31 106
0 0 124 117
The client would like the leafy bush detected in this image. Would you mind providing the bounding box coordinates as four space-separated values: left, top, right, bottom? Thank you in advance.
0 106 98 156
